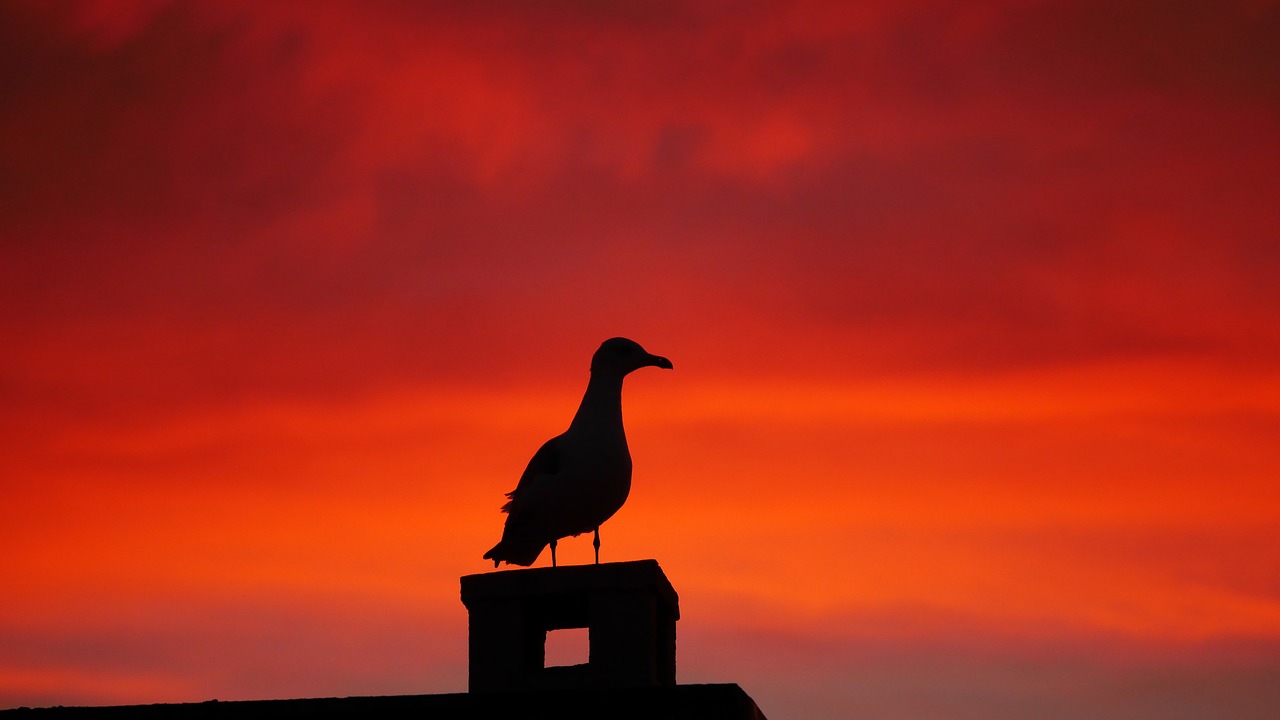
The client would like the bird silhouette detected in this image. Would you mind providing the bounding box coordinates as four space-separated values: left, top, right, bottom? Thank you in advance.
483 337 673 567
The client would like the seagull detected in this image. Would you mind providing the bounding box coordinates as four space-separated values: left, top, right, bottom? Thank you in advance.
483 337 673 568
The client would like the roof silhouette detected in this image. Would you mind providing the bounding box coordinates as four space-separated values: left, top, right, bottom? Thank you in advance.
0 684 766 719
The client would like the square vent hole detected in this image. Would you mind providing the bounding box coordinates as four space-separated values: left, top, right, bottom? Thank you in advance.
544 627 589 668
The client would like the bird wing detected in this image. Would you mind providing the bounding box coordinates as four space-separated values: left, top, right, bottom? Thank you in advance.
500 435 562 514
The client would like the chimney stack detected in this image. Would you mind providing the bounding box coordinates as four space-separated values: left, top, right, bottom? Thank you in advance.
460 560 678 692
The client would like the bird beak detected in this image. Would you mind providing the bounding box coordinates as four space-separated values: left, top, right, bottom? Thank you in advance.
647 354 674 370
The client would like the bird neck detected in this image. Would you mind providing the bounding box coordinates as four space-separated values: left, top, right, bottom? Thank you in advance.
568 370 625 434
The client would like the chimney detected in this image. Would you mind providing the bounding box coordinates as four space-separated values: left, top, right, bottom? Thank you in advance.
460 560 678 693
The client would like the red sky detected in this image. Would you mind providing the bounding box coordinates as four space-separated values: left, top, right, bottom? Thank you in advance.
2 1 1278 718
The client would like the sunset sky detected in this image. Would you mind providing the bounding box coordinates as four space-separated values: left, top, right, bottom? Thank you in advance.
2 1 1278 718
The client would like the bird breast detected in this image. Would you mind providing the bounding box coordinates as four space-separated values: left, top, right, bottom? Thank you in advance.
555 430 632 534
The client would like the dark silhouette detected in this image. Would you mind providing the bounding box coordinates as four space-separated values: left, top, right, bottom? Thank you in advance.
483 338 673 568
462 560 678 692
0 684 767 718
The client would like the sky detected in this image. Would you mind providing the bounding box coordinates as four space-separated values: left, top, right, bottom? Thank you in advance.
1 1 1278 718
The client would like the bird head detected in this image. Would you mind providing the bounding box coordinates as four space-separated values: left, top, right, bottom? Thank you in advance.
591 337 674 376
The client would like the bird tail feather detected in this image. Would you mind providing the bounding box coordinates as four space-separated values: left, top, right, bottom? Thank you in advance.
482 538 544 567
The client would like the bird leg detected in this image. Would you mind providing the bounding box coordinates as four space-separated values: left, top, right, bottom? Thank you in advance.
550 539 557 568
593 527 601 564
